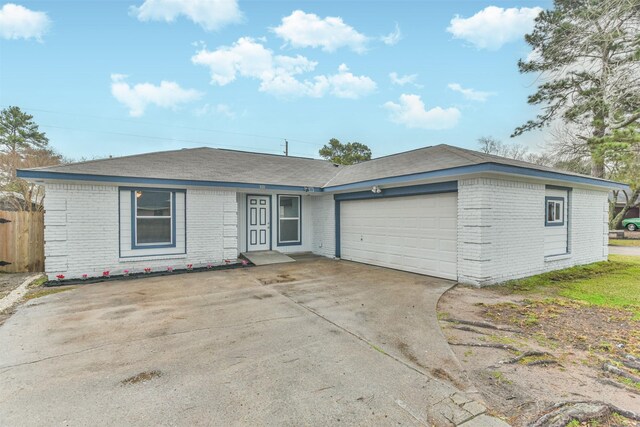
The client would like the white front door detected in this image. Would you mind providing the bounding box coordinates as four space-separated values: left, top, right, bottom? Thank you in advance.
247 195 271 251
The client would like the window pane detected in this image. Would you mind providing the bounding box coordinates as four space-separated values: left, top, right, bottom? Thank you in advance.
279 196 299 218
137 191 171 216
555 203 561 221
547 202 554 222
137 218 171 244
280 219 299 242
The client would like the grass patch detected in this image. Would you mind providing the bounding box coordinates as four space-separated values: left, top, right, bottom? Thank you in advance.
24 287 74 301
489 370 512 385
370 344 387 355
609 239 640 247
619 376 640 391
504 255 640 318
29 276 48 288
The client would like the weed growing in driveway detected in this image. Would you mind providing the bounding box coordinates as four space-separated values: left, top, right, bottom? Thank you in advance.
370 344 387 355
24 287 74 301
28 276 48 288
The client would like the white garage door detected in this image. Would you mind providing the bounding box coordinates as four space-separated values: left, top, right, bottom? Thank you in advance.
340 193 457 280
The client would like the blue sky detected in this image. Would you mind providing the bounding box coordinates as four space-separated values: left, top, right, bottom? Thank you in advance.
0 0 551 160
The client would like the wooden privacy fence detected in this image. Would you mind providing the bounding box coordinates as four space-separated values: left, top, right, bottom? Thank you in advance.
0 210 44 273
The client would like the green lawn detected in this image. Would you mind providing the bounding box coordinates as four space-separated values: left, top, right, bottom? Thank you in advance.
505 255 640 318
609 239 640 247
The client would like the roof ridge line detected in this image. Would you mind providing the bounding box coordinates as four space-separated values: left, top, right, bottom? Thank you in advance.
439 144 485 164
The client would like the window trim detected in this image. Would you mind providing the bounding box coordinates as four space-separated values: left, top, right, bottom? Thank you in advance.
545 196 565 227
277 194 302 246
130 189 178 249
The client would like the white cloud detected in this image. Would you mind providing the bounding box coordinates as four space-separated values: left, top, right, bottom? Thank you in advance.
447 83 493 102
447 6 542 50
0 3 51 41
111 74 202 117
272 10 368 53
130 0 242 31
319 64 377 99
192 38 376 99
381 23 401 46
384 94 460 130
389 72 421 87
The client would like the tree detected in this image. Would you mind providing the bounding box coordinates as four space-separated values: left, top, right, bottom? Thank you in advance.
0 106 49 179
0 107 60 211
319 138 372 165
514 0 640 178
603 127 640 228
477 136 530 160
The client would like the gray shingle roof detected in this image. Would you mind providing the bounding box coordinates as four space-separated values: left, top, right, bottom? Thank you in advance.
323 144 603 187
21 144 621 189
25 147 344 188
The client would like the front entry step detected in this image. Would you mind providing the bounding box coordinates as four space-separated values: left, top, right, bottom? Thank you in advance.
240 251 296 266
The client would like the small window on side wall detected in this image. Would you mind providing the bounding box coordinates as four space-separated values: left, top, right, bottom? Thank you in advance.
546 197 564 226
278 195 301 245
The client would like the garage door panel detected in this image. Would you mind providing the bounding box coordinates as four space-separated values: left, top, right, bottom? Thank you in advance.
340 193 457 280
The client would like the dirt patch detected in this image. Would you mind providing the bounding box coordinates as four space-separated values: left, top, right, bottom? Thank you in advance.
121 370 162 385
480 299 640 360
257 274 296 285
396 341 425 369
438 285 640 426
0 273 33 300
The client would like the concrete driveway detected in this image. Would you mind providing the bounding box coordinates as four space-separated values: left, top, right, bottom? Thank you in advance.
0 255 499 426
609 245 640 256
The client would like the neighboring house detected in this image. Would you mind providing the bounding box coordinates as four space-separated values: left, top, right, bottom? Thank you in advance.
17 144 625 286
610 191 640 224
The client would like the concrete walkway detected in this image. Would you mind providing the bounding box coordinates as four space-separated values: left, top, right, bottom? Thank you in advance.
241 250 296 265
0 274 41 313
609 245 640 256
0 256 507 426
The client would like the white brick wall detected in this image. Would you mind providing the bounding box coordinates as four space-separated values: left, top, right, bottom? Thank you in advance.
43 177 608 284
43 183 237 279
309 195 335 258
458 177 609 286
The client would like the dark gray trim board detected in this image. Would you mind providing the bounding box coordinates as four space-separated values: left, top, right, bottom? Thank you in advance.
334 181 458 258
334 181 457 201
17 170 323 193
323 163 627 192
18 161 626 192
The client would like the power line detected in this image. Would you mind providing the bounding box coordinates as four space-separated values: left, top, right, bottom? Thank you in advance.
4 105 321 146
39 124 295 155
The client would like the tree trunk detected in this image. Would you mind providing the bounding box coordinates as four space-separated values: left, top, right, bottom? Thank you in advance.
611 189 640 229
591 157 605 178
609 190 619 227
